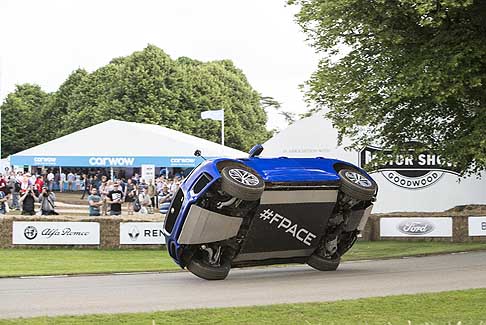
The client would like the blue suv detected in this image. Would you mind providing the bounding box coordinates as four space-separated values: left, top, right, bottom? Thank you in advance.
163 145 377 280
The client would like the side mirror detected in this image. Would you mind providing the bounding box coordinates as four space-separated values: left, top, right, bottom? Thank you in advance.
248 144 264 158
194 149 207 161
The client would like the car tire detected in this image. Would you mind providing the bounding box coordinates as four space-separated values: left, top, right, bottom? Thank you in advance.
307 254 341 271
187 257 231 280
338 169 376 201
220 165 264 201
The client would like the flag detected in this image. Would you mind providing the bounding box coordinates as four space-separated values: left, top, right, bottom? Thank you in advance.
201 109 224 121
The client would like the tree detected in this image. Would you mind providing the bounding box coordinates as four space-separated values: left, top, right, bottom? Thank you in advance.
44 68 90 140
1 45 272 156
1 84 51 157
53 45 271 151
290 0 486 174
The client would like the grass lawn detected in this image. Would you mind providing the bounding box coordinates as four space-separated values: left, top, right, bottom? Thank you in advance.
0 249 178 277
1 241 486 278
342 240 486 261
1 288 485 324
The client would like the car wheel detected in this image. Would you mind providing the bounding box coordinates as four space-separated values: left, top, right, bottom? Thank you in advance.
220 165 264 201
338 169 376 201
307 254 341 271
187 257 231 280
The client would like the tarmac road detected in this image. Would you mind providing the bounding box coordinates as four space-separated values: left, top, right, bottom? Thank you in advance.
1 251 486 319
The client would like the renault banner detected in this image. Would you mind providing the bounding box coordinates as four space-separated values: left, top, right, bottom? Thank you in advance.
120 222 166 244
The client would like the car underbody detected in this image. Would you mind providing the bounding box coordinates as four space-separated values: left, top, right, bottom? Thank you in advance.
164 156 377 280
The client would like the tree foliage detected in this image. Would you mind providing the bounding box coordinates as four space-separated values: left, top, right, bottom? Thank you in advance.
290 0 486 173
1 84 50 156
1 45 271 157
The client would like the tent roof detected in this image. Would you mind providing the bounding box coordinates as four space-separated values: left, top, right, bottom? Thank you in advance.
12 119 246 158
261 113 358 164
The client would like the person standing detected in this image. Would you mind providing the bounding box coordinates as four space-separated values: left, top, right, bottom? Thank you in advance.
67 171 75 191
158 185 173 214
39 187 58 215
19 187 38 215
0 174 7 195
20 173 32 194
87 187 103 216
91 175 100 193
54 171 60 191
170 176 180 194
75 173 81 191
8 173 21 210
138 178 148 190
29 173 37 187
156 176 164 196
124 178 136 215
147 179 156 212
138 187 151 214
106 182 123 216
132 173 140 185
98 176 109 216
0 190 7 214
47 170 55 191
34 176 44 196
60 171 66 192
80 174 91 199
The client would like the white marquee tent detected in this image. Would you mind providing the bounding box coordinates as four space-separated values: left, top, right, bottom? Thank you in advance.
262 113 486 213
10 119 247 168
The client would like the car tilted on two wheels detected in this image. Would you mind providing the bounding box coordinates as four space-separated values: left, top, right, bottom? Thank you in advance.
162 145 377 280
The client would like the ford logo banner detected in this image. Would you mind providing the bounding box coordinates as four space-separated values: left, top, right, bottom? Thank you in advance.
397 220 435 235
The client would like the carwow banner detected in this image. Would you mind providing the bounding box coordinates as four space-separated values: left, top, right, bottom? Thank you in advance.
13 222 100 245
380 217 452 237
10 155 204 168
468 216 486 236
120 222 166 244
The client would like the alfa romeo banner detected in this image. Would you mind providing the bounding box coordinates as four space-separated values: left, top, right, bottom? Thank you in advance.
12 222 100 245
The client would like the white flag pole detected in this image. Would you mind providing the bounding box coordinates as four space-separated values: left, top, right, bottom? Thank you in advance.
201 109 224 146
221 109 224 146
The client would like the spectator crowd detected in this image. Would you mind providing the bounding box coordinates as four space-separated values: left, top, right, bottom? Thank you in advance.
0 170 59 215
86 173 181 216
0 169 183 217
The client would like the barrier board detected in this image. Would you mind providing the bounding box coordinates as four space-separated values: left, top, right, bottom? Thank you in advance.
380 217 452 237
120 222 166 244
468 216 486 236
13 221 100 245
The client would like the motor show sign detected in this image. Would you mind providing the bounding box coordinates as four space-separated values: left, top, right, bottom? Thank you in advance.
380 218 452 237
360 146 460 190
13 222 100 245
468 216 486 236
120 222 166 244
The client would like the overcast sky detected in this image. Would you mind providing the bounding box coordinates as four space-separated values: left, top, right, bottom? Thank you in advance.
0 0 320 130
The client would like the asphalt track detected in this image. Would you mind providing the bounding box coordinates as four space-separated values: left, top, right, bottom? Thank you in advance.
1 251 486 319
